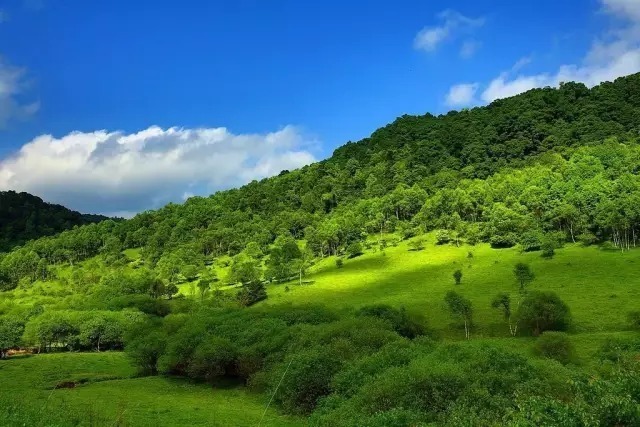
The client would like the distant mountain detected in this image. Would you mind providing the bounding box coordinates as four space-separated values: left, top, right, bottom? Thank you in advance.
0 191 109 252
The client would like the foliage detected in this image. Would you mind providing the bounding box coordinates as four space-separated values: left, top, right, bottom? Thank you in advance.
0 191 109 252
534 331 575 364
236 282 267 307
444 291 473 339
453 269 462 285
517 291 571 336
513 262 535 293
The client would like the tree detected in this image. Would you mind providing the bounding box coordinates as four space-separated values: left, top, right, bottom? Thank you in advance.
126 331 167 375
444 291 473 339
0 317 24 358
236 282 267 307
513 263 534 293
197 278 212 301
228 256 262 285
453 269 462 285
491 293 516 336
148 277 166 299
293 246 314 286
79 312 124 351
346 241 364 258
516 291 571 336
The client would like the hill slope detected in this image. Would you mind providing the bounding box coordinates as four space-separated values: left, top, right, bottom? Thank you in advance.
2 75 640 426
0 191 109 252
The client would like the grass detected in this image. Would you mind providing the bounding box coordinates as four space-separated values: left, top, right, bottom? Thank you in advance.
0 352 303 427
263 235 640 337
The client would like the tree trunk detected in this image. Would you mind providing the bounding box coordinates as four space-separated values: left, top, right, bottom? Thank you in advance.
463 318 469 340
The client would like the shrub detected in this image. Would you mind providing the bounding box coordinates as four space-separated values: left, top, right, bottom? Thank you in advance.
453 269 462 285
408 238 425 251
236 282 267 307
541 241 555 258
126 331 167 375
273 347 343 414
186 337 237 382
597 336 640 362
520 230 543 252
346 242 364 258
335 258 344 268
577 232 597 246
356 305 425 339
490 232 518 248
517 291 571 336
435 229 452 245
534 331 575 364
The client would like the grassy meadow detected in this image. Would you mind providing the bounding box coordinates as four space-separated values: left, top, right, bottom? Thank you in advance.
0 352 303 427
262 235 640 337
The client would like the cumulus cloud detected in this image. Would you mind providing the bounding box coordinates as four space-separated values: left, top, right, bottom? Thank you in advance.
446 0 640 106
445 83 479 107
414 10 484 53
0 125 317 216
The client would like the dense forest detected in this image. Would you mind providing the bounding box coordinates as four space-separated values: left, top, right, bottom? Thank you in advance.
2 74 640 426
3 75 640 284
0 191 109 253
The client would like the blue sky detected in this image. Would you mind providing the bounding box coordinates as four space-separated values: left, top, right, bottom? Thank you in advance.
0 0 638 216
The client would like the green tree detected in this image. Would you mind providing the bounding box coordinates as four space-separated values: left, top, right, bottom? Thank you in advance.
491 293 516 336
453 269 462 285
513 262 535 293
0 317 24 358
444 291 473 339
517 291 571 336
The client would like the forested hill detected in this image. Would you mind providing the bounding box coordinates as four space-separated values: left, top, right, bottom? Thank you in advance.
0 191 109 252
2 73 640 285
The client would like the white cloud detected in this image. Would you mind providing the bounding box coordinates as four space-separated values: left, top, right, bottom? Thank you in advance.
0 125 317 215
446 0 640 106
0 58 38 127
460 40 481 58
414 10 484 53
445 83 479 107
602 0 640 21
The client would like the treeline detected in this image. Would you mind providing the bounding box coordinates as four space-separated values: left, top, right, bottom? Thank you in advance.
0 191 109 252
4 141 640 293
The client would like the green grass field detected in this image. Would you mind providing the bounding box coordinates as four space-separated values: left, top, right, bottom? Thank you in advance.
263 236 640 337
0 352 303 427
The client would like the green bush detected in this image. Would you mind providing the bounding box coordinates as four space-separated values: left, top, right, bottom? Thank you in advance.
517 291 571 336
435 229 452 245
520 230 543 252
534 331 575 364
186 337 237 382
236 282 267 307
453 269 462 285
346 242 363 258
335 258 344 268
356 305 425 339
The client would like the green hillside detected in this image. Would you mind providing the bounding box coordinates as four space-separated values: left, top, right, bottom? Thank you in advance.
1 76 640 426
0 191 109 253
